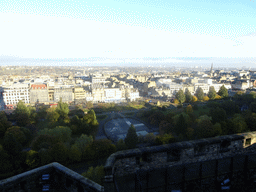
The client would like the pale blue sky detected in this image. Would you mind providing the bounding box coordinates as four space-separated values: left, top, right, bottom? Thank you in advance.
0 0 255 66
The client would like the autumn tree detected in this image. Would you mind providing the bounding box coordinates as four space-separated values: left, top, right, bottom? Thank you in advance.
175 89 186 104
125 124 138 149
218 85 228 98
195 87 204 101
203 96 209 101
192 96 198 102
208 86 217 100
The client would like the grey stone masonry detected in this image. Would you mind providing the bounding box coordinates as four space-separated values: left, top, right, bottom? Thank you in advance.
0 162 104 192
104 131 256 192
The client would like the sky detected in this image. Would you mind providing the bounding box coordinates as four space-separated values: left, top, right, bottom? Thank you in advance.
0 0 256 67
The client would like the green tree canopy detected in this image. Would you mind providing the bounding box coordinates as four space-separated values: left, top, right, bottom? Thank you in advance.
56 98 69 120
0 111 12 137
175 89 186 104
26 150 40 169
195 87 204 101
82 166 105 186
46 107 60 123
74 134 93 153
69 144 82 163
185 89 193 103
209 107 227 124
196 119 214 139
125 124 138 149
3 133 22 156
50 142 69 164
37 126 72 143
208 86 217 100
116 139 127 151
218 85 228 98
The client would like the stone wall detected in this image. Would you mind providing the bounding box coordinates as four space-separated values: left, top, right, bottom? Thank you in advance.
0 162 104 192
104 131 256 192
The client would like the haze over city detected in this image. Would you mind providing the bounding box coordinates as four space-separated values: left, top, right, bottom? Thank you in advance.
0 0 256 67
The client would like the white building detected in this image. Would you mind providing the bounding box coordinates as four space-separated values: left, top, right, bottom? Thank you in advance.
1 83 30 109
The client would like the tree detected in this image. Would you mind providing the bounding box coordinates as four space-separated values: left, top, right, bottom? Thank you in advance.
125 124 138 149
186 105 193 114
218 85 228 98
74 134 93 153
4 126 31 146
56 98 69 120
148 111 164 126
69 144 82 163
86 101 93 109
82 166 105 186
230 114 248 133
195 87 204 101
80 110 99 137
221 100 240 116
174 113 188 136
116 139 127 151
208 86 217 100
159 120 173 135
209 107 227 124
196 119 214 139
185 89 193 103
173 99 179 104
213 123 222 136
14 100 31 126
31 135 59 151
203 96 209 101
192 96 198 102
175 89 186 104
37 126 72 143
0 112 12 138
88 139 116 159
155 133 176 145
50 142 69 164
144 133 156 144
26 150 40 168
3 133 22 156
46 107 60 123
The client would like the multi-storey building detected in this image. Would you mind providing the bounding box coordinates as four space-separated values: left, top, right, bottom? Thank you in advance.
1 83 30 109
30 84 48 104
54 87 73 102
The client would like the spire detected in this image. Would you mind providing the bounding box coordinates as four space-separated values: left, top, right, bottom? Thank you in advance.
210 63 213 77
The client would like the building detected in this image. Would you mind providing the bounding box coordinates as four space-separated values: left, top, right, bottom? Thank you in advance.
30 84 48 104
1 83 30 109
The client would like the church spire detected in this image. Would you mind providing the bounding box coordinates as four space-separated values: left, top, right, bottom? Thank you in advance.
210 63 213 77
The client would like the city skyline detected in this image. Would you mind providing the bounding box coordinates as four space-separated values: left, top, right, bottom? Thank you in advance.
0 0 256 66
